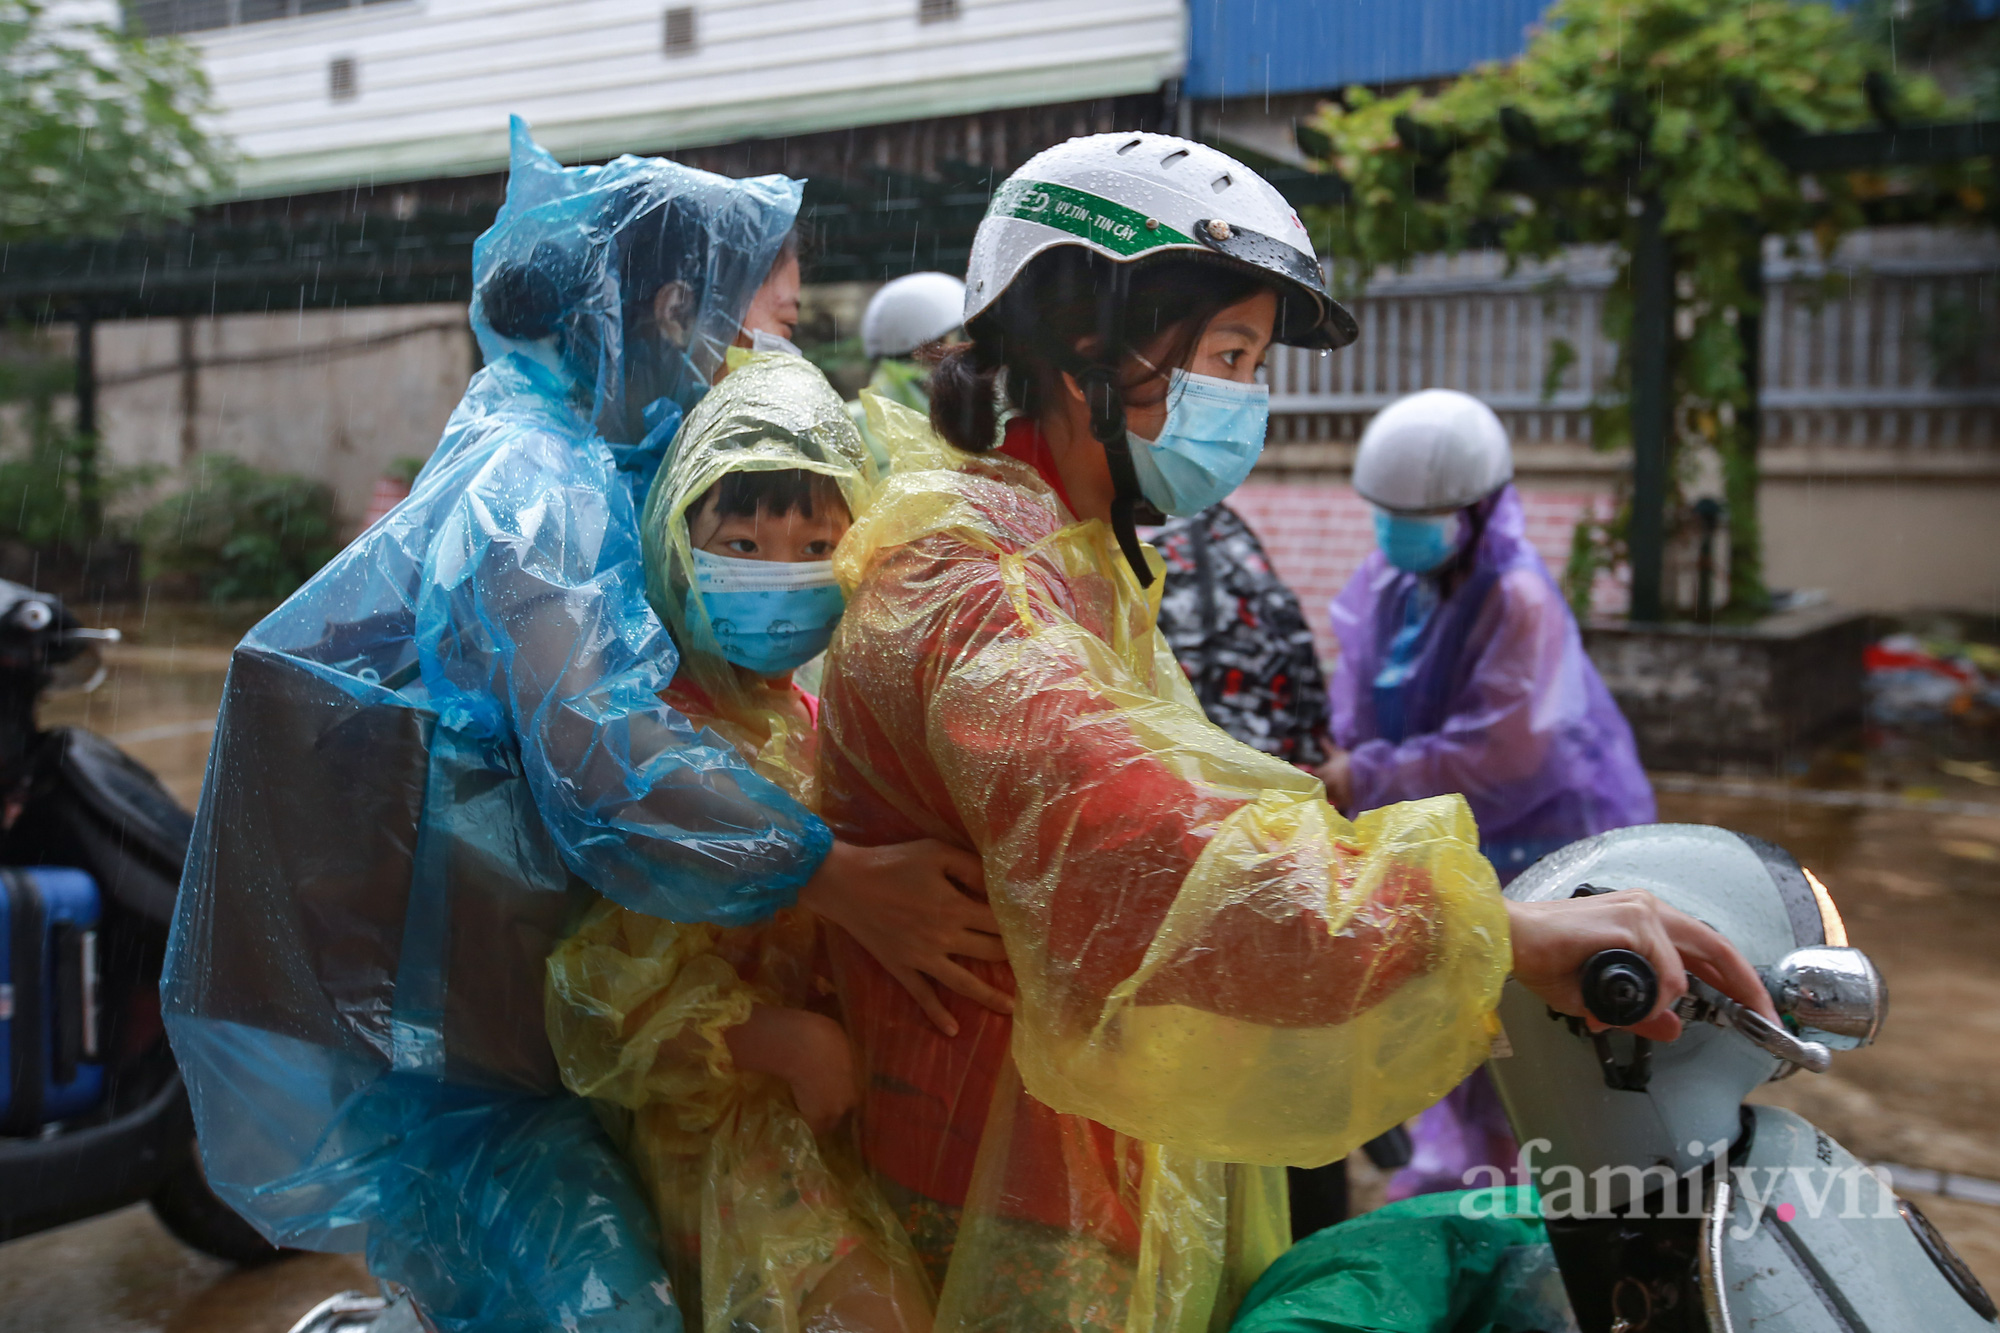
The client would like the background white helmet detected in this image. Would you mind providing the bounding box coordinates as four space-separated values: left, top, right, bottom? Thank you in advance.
862 271 966 359
963 132 1356 349
1352 389 1514 515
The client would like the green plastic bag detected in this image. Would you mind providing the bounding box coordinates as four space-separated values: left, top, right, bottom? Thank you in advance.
1231 1188 1577 1333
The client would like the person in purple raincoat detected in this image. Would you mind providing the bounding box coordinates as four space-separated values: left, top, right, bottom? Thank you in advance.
1321 388 1656 1200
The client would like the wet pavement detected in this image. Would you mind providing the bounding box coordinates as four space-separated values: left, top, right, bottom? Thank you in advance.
1671 782 2000 1287
8 619 1998 1329
0 1207 369 1333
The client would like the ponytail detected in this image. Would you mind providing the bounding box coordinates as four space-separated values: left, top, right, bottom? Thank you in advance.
928 338 1008 454
480 260 567 341
1437 489 1504 601
480 238 590 341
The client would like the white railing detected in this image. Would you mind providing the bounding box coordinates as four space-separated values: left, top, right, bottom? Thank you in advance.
1268 228 2000 451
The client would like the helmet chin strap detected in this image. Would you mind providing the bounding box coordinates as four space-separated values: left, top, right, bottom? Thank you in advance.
1014 268 1159 587
1093 266 1159 588
1041 268 1151 588
1080 367 1156 589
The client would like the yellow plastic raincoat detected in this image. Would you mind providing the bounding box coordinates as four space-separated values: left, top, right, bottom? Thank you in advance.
546 354 923 1333
847 358 931 471
814 398 1513 1332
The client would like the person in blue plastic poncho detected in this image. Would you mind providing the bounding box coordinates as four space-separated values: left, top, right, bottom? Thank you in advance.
1322 388 1656 1203
162 119 1003 1333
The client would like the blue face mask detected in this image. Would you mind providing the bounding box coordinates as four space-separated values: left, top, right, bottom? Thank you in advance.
1125 369 1270 518
688 549 846 677
1374 510 1461 573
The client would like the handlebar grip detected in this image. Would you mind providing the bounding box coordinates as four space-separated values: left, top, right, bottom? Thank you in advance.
1580 948 1658 1028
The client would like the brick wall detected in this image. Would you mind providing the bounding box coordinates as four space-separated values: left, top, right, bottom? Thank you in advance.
1224 482 1618 665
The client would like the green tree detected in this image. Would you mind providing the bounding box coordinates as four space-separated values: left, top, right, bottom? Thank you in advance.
1 0 232 241
1300 0 1988 619
139 455 339 604
1 0 232 555
1855 0 2000 116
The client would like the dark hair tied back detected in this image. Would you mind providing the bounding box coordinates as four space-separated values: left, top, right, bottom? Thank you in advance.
481 239 588 341
927 334 1010 455
481 264 564 341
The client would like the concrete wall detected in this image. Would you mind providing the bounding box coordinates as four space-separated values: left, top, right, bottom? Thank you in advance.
81 297 1996 626
1763 474 2000 618
1232 462 2000 666
89 282 904 535
93 305 475 532
1227 479 1614 666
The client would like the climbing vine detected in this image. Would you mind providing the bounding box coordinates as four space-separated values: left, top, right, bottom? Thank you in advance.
1299 0 1989 619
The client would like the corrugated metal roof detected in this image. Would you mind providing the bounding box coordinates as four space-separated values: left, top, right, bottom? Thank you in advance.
1184 0 1554 99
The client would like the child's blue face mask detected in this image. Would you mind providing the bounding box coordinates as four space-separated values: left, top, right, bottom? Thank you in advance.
689 549 846 676
1125 369 1271 518
1373 509 1462 573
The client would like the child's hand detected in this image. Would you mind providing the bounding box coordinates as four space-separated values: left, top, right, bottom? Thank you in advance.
778 1012 860 1136
725 1006 859 1136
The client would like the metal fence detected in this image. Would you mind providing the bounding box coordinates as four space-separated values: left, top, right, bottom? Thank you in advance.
1267 228 2000 451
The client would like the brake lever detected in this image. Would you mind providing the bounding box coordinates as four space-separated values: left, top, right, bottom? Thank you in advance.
1675 975 1831 1074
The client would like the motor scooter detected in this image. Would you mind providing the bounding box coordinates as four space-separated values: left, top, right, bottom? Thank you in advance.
291 820 2000 1333
0 576 278 1262
1491 824 1997 1332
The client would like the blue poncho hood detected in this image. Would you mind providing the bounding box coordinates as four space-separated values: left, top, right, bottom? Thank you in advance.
472 116 802 476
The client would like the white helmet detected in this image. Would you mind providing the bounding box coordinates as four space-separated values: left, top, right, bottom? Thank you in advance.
1352 389 1514 515
963 132 1356 350
862 271 966 359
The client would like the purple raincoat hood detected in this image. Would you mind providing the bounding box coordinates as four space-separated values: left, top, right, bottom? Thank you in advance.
1328 486 1654 880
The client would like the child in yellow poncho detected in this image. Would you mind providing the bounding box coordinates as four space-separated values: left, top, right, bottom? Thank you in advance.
545 353 930 1333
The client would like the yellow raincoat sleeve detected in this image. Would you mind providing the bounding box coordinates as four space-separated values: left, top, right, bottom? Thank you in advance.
822 406 1512 1168
545 899 760 1125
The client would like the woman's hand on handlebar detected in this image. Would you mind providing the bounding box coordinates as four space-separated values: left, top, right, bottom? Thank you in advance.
798 839 1012 1037
1506 890 1780 1041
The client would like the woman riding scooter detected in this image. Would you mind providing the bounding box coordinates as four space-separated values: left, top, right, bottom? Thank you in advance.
809 132 1775 1327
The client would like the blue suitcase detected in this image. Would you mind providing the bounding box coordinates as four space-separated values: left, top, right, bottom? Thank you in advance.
0 867 104 1130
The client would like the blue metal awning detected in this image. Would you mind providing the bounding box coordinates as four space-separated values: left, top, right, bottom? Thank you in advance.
1184 0 1558 99
1181 0 1978 101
